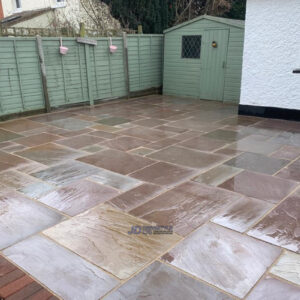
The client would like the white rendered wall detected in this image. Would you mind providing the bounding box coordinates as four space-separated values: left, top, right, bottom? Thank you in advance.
240 0 300 110
2 0 51 17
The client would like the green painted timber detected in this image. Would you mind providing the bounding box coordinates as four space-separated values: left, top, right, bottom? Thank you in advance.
0 35 163 117
163 16 244 103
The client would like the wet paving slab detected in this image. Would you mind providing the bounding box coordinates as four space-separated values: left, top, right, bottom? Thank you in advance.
31 161 100 186
179 135 228 151
0 119 43 133
105 261 232 300
220 170 298 204
162 223 281 298
0 129 23 143
276 158 300 181
102 136 150 151
247 188 300 253
246 276 300 300
109 183 164 212
212 196 274 233
38 179 119 216
225 152 289 175
270 251 300 286
97 117 132 126
117 126 177 141
129 162 197 187
48 118 95 131
16 143 84 166
56 134 105 149
3 235 118 300
0 254 59 300
147 146 228 170
0 151 29 172
0 95 299 298
193 164 243 186
0 170 37 190
14 133 62 147
78 149 155 175
130 181 242 236
270 145 300 160
44 204 181 280
0 192 64 249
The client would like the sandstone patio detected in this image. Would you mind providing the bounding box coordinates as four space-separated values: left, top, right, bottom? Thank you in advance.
0 95 299 299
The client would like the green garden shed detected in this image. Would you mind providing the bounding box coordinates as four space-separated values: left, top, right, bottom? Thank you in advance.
163 15 245 103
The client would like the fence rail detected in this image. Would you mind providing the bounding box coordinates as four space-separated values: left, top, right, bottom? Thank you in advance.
0 34 163 117
0 26 136 37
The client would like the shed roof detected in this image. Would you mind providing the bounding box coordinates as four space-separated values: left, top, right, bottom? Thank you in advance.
164 15 245 34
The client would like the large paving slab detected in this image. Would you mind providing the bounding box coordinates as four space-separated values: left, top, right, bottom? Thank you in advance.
130 162 196 187
88 168 141 192
44 203 181 279
276 158 300 181
193 164 242 186
0 254 59 299
246 276 300 300
3 235 118 300
0 129 23 143
0 151 29 172
48 117 94 131
270 251 300 286
14 133 62 147
38 179 119 216
56 134 105 149
130 181 242 236
102 136 150 151
16 143 83 166
147 146 227 170
0 119 42 132
78 149 155 175
162 223 281 298
220 170 298 204
179 135 228 151
117 126 176 141
225 152 289 175
212 196 273 232
31 161 100 186
0 192 64 249
109 183 164 211
105 261 232 300
248 189 300 253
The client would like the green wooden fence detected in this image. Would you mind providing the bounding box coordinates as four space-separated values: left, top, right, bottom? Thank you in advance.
0 34 163 117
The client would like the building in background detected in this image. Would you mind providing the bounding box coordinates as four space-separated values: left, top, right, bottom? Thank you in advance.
0 0 120 33
239 0 300 120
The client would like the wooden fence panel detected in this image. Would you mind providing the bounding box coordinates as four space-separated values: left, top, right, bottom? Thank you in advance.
0 38 44 116
0 34 163 117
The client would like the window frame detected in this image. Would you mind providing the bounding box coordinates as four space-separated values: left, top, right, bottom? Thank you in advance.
15 0 21 9
181 35 202 59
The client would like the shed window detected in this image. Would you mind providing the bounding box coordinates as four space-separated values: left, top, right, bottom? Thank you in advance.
182 35 202 59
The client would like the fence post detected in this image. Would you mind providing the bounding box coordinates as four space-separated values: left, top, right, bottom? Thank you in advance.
79 23 86 37
85 44 94 106
36 35 51 113
138 25 143 34
80 22 94 106
122 32 130 99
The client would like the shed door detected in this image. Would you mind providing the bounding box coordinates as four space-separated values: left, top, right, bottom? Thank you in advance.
199 29 229 101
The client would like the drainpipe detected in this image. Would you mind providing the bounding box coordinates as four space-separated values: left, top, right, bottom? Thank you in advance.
0 0 4 20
